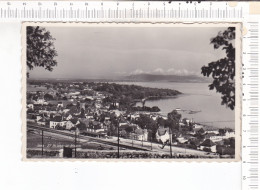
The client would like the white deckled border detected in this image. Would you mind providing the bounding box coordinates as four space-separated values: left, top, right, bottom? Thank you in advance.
21 22 242 162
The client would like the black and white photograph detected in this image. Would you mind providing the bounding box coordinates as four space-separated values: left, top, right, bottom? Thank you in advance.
22 23 241 160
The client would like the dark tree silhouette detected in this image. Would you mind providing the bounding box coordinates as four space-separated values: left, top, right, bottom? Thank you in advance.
167 110 181 131
27 26 58 77
201 27 235 110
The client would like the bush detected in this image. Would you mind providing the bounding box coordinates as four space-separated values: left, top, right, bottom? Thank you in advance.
27 149 60 158
203 147 211 152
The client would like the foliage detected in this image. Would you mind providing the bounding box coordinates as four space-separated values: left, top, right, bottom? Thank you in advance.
135 114 156 129
77 122 87 131
167 110 181 131
203 147 211 152
80 108 85 118
201 27 236 110
218 128 226 136
125 126 134 133
130 106 160 112
44 93 54 100
134 114 158 138
120 130 127 138
216 145 235 155
27 26 58 77
223 137 235 148
56 124 64 130
92 83 180 101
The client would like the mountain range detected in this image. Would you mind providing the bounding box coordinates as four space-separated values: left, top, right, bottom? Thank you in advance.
121 74 211 83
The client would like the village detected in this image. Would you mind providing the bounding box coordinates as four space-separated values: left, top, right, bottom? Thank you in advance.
26 80 236 158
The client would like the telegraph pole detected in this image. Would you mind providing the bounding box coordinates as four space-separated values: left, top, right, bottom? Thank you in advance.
151 136 153 150
169 129 173 158
41 130 44 157
117 125 120 158
74 129 77 158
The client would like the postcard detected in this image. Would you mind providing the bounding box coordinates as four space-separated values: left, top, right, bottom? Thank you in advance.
21 22 241 161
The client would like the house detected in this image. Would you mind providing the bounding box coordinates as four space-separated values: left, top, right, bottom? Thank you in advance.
150 115 158 121
205 133 224 142
57 102 63 107
196 128 205 135
68 92 80 96
85 113 94 120
224 130 235 139
80 102 86 110
134 129 148 141
177 137 188 144
81 122 107 138
34 98 48 105
113 110 122 117
63 109 70 113
210 135 224 142
119 122 129 127
182 118 193 125
205 132 216 139
65 114 73 121
161 116 168 120
27 104 34 110
49 116 67 129
156 127 170 144
193 123 204 129
87 121 105 133
205 129 219 135
66 118 79 130
37 118 47 126
199 139 217 153
95 103 102 109
36 115 42 122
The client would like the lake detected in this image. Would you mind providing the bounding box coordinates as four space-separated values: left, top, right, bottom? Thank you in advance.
114 81 235 129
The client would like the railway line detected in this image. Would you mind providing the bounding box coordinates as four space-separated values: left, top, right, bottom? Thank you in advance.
27 123 150 151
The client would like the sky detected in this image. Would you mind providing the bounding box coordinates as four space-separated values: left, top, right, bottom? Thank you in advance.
29 25 228 79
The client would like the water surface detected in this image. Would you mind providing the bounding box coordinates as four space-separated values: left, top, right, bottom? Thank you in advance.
115 81 235 129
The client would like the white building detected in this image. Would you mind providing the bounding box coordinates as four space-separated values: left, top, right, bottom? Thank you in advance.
156 127 170 144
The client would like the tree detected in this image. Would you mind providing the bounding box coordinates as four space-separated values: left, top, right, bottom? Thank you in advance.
120 130 127 138
27 26 58 78
125 126 133 133
167 110 181 131
80 108 85 118
135 114 156 130
44 93 53 100
201 27 235 110
77 122 86 131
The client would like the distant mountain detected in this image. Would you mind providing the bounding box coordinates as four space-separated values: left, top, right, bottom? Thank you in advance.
122 74 211 83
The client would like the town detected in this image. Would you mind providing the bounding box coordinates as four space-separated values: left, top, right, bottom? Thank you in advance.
26 80 236 159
